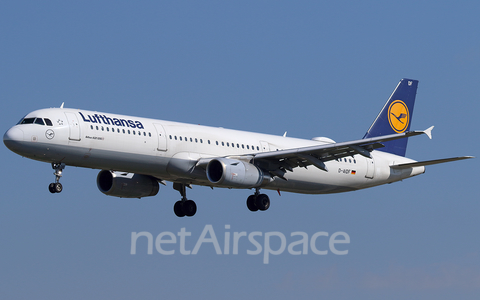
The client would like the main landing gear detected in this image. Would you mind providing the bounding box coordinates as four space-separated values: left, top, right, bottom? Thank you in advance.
246 188 270 212
173 183 197 217
48 163 65 193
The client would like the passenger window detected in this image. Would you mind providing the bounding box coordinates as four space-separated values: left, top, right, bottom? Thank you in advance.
222 142 224 146
122 129 125 134
180 137 182 141
90 125 93 129
133 130 135 135
107 127 110 132
195 138 198 143
149 133 151 137
190 138 193 142
247 145 249 149
101 127 104 131
44 118 53 126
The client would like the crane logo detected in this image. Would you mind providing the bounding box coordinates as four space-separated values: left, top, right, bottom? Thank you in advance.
388 100 409 133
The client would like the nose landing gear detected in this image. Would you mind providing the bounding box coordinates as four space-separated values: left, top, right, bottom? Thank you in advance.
48 163 65 193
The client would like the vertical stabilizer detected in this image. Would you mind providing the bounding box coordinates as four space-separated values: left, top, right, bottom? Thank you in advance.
363 78 418 156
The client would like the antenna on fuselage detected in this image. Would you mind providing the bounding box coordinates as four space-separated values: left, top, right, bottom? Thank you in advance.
60 102 64 109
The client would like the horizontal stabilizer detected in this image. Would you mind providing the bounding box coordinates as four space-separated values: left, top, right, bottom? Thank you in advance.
390 156 474 169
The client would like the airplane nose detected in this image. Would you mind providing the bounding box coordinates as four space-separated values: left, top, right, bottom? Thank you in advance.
3 127 24 150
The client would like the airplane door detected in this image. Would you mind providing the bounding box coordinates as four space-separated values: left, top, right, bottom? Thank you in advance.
153 123 167 151
365 157 375 179
65 112 81 141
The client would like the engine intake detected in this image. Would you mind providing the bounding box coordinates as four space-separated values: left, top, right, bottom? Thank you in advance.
206 158 270 188
97 170 159 198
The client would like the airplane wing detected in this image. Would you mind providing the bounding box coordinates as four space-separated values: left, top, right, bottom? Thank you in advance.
245 127 434 179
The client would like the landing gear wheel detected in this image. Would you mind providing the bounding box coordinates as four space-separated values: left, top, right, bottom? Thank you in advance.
247 195 258 212
49 183 56 194
255 194 270 211
174 201 185 217
54 182 63 193
183 200 197 217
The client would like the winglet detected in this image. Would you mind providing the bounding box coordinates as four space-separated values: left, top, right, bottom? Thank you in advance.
424 126 434 139
60 102 65 109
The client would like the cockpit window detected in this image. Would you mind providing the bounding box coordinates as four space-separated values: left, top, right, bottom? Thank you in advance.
19 117 53 126
20 118 35 124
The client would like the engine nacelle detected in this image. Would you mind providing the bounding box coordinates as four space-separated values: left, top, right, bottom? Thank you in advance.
206 158 271 188
97 170 159 198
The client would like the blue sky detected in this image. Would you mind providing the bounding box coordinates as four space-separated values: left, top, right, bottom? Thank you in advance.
1 1 479 299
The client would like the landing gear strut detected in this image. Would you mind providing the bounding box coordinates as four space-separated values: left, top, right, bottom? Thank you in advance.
246 188 270 212
49 163 65 193
173 183 197 217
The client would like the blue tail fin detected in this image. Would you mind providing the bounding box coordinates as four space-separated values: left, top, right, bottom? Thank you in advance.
363 78 418 157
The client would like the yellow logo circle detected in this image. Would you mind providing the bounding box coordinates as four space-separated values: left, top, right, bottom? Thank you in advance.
388 100 409 133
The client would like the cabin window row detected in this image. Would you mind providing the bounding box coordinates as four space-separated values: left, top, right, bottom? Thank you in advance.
168 135 260 151
90 125 152 137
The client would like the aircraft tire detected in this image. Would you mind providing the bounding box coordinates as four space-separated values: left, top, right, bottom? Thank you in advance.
174 201 186 217
246 195 258 212
183 200 197 217
49 183 56 193
255 194 270 211
54 183 63 193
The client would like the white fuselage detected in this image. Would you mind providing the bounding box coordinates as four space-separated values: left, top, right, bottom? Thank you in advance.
4 108 425 194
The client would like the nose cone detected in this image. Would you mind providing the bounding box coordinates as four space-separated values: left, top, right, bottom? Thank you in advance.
3 127 24 151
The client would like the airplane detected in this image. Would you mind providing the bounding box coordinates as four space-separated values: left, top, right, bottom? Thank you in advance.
3 78 473 217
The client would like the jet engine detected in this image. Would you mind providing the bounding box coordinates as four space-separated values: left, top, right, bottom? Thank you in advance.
97 170 159 198
206 158 271 188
